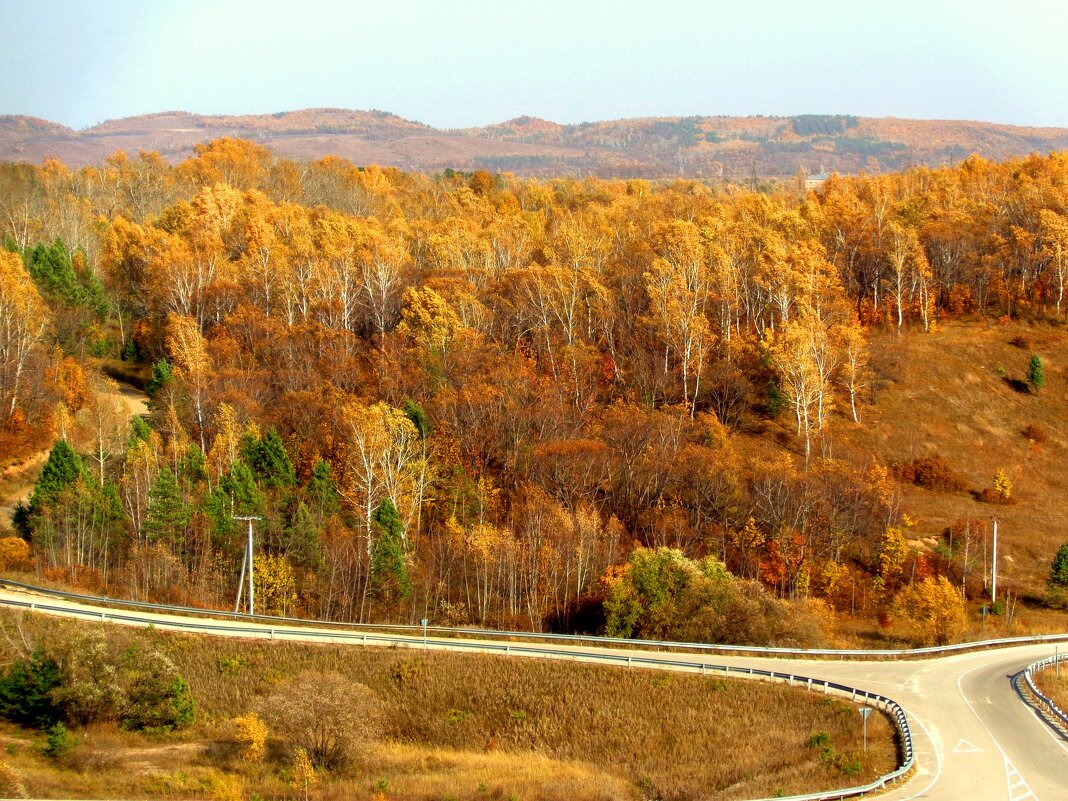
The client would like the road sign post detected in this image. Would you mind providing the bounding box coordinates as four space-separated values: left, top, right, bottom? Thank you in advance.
859 706 871 751
421 618 429 649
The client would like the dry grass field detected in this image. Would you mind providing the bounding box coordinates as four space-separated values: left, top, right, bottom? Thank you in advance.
818 322 1068 601
1033 664 1068 713
0 611 897 801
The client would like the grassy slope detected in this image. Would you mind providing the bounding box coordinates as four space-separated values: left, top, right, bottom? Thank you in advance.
1034 666 1068 715
844 322 1068 593
0 611 896 801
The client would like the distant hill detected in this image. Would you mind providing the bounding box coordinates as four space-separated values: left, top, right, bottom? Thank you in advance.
2 108 1067 178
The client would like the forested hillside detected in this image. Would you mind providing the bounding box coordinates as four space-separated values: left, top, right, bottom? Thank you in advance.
3 140 1068 646
3 109 1068 178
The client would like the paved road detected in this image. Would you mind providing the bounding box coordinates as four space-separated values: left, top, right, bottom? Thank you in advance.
1 586 1064 800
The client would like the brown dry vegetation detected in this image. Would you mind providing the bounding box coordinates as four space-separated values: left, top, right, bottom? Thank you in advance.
0 610 896 801
835 322 1068 596
1034 665 1068 712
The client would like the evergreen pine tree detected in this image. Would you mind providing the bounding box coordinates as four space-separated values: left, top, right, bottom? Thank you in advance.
181 445 208 486
245 428 295 489
286 501 323 570
370 498 409 598
221 461 264 517
403 400 430 439
29 440 88 514
1027 354 1045 393
305 460 340 520
128 416 152 446
144 468 188 548
1050 542 1068 588
26 239 81 305
145 359 173 397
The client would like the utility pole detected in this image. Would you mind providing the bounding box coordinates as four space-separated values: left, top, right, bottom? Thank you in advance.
233 516 262 615
991 517 999 605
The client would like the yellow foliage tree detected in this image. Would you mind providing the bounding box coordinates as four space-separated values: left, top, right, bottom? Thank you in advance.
292 747 317 801
993 469 1012 503
878 524 909 590
0 250 49 417
233 712 268 762
892 576 967 645
166 313 211 453
0 537 31 571
253 553 298 617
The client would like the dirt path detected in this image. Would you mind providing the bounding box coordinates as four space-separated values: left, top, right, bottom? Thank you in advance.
0 381 149 526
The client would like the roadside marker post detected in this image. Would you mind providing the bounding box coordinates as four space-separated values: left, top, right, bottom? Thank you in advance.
421 617 429 649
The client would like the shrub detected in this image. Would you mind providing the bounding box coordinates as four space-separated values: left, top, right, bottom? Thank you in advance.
292 747 318 800
233 712 268 762
0 760 27 799
0 537 31 571
257 671 383 770
1044 587 1068 611
43 722 75 759
0 651 63 728
51 631 123 724
120 649 196 732
806 731 830 749
602 547 824 647
979 469 1015 505
1027 354 1045 393
1023 423 1048 443
1050 543 1068 589
895 455 966 491
764 380 785 418
209 773 244 801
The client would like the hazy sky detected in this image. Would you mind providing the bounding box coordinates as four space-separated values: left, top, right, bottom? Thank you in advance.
2 0 1066 130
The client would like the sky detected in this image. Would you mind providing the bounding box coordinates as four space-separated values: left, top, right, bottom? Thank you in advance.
1 0 1067 130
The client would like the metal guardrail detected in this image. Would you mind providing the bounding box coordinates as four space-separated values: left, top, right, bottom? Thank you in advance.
1022 652 1068 734
3 577 1068 658
0 593 915 801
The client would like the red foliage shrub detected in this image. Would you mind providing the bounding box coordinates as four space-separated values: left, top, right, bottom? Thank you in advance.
895 455 966 492
1023 423 1047 443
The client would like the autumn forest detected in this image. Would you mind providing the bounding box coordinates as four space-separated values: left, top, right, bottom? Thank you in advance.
4 139 1068 646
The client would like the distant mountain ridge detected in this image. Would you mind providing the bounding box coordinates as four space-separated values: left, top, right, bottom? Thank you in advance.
2 108 1067 178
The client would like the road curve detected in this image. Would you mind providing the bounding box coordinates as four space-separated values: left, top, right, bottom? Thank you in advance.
0 586 1064 800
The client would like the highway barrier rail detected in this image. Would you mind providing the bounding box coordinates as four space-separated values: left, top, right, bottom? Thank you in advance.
3 577 1068 658
0 589 915 801
1022 652 1068 737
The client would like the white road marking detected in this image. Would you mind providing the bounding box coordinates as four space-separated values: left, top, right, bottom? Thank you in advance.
1006 759 1038 801
952 738 983 753
892 708 944 801
957 664 1040 801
